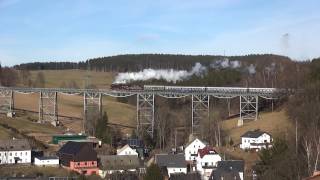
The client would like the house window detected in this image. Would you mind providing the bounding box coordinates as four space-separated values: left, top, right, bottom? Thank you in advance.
20 152 22 156
25 152 28 155
180 169 181 171
77 162 80 166
9 153 12 156
15 152 17 156
84 162 87 166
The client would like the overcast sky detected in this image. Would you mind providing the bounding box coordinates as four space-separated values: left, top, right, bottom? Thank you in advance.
0 0 319 66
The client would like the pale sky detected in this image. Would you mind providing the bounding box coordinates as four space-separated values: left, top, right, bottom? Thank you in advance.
0 0 319 66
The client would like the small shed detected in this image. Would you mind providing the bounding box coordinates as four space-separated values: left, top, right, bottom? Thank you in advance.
52 134 87 144
34 156 59 167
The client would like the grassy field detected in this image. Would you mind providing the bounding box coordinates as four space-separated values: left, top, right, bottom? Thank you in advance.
221 109 293 145
0 114 64 144
30 69 115 89
220 109 294 177
0 126 14 139
0 165 72 177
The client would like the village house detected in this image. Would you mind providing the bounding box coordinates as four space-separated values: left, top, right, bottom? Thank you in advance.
119 138 148 159
184 138 206 162
196 146 222 180
209 160 244 180
98 155 145 178
155 154 187 177
0 139 31 165
117 144 138 156
240 129 272 151
57 141 98 175
34 156 59 167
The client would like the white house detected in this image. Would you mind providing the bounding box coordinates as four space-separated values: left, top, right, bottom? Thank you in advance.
117 144 138 156
196 146 222 180
155 154 187 177
34 156 59 167
240 129 272 151
0 139 31 165
184 138 206 162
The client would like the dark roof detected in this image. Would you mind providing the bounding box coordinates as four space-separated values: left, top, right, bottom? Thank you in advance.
210 160 244 180
98 155 143 170
155 154 186 168
170 173 201 180
58 141 92 155
0 139 31 151
241 129 269 138
57 141 97 162
217 160 244 172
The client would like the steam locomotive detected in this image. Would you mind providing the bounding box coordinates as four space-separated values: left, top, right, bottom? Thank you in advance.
110 84 277 94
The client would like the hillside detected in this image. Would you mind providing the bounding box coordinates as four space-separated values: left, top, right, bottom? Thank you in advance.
11 70 136 134
220 109 294 177
221 109 294 144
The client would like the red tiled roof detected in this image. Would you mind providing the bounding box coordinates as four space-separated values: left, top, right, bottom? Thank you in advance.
198 146 217 158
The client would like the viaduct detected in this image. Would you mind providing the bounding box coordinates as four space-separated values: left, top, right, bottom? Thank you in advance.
0 86 287 138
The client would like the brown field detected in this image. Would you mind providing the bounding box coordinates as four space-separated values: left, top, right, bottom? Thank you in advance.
0 125 13 139
0 165 72 177
219 109 293 178
221 109 293 144
30 69 115 88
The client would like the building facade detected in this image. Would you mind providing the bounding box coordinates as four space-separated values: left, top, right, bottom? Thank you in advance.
184 138 206 162
0 139 31 165
98 155 145 178
240 130 272 151
196 146 222 180
34 156 59 167
117 144 138 156
57 141 98 175
155 154 187 177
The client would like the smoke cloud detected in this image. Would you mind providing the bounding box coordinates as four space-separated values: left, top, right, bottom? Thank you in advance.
210 58 241 69
113 63 207 84
247 64 256 74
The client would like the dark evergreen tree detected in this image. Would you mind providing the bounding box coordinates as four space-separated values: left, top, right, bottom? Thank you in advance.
144 164 163 180
96 111 111 144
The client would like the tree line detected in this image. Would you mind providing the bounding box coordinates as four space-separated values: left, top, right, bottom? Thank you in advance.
14 54 290 72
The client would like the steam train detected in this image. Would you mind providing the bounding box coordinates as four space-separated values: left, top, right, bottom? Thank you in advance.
110 83 278 94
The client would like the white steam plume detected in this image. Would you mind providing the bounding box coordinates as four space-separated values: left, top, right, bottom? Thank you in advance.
247 64 256 74
210 58 241 69
113 63 207 84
